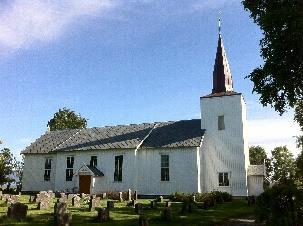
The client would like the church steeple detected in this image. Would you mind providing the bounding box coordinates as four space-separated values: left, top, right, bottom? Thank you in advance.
212 19 233 94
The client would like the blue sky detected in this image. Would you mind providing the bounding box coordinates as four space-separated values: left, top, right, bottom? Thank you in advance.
0 0 300 159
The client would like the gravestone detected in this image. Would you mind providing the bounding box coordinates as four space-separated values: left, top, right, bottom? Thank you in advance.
135 203 142 214
165 201 171 208
139 215 149 226
102 193 107 199
119 192 123 202
72 195 81 207
107 201 115 209
181 202 193 214
192 195 196 203
67 194 74 205
97 208 110 222
38 200 50 210
29 195 35 203
0 191 2 200
134 190 138 200
95 197 101 207
158 196 163 203
128 189 132 201
54 202 67 216
89 197 96 211
7 202 28 220
59 193 67 203
150 200 157 209
56 213 72 226
161 207 172 221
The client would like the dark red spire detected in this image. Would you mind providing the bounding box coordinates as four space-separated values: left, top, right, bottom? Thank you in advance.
212 33 234 94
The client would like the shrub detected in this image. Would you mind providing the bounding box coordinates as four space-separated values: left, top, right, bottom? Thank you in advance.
170 192 191 202
255 179 303 225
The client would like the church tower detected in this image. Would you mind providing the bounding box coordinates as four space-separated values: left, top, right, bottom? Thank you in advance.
200 22 249 197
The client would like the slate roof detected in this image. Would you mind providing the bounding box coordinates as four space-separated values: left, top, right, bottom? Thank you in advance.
247 165 265 176
22 119 205 154
86 165 104 177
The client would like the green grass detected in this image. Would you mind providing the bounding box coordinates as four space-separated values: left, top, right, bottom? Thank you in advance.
0 195 254 226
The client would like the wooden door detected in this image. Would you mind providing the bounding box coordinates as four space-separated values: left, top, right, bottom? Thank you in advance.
79 175 91 194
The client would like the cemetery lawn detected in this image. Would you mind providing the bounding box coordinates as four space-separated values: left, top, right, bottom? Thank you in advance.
0 195 254 226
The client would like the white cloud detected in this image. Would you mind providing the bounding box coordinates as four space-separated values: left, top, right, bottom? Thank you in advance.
0 0 116 53
247 117 301 156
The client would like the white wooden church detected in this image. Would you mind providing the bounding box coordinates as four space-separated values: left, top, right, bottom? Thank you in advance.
21 32 264 197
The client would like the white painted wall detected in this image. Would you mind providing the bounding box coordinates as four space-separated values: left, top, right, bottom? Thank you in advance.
22 147 200 195
136 147 200 195
248 176 263 196
200 94 249 196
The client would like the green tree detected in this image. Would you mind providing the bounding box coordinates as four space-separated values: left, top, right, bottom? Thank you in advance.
242 0 303 114
249 145 267 165
0 148 17 186
47 108 88 131
271 146 296 182
242 0 303 145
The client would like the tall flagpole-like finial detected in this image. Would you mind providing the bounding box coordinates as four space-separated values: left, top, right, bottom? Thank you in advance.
218 11 221 35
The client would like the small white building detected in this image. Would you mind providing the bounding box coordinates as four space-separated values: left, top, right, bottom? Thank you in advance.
21 33 264 197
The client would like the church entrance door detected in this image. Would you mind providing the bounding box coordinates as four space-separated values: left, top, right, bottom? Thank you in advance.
79 175 91 194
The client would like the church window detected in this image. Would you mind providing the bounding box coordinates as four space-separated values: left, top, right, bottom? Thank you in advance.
218 172 229 186
90 156 97 167
66 156 74 181
218 115 225 130
114 155 123 182
44 158 52 181
161 155 169 181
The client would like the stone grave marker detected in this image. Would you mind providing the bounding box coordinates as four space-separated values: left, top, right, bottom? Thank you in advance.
89 197 96 211
119 192 123 202
127 189 132 201
102 193 107 199
95 197 101 207
135 203 142 214
139 215 149 226
97 208 110 222
107 201 115 209
158 196 163 203
161 207 172 221
72 195 81 207
150 200 157 209
0 191 2 200
134 190 138 200
59 193 67 203
7 202 28 220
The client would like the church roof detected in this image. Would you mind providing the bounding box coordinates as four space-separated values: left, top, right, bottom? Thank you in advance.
21 119 205 154
247 165 265 176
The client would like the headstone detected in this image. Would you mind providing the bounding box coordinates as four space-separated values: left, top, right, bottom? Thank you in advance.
135 203 142 214
161 207 172 221
102 193 107 199
38 200 50 210
107 201 114 209
56 213 72 226
59 193 67 203
181 202 193 214
192 195 196 202
89 198 96 211
134 190 138 200
95 197 101 207
80 193 86 198
139 215 149 226
165 201 171 207
29 195 35 203
97 208 110 222
158 196 163 203
0 191 2 200
72 195 81 207
128 189 132 201
54 202 67 216
67 194 74 205
119 192 123 202
7 202 28 220
150 200 157 209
